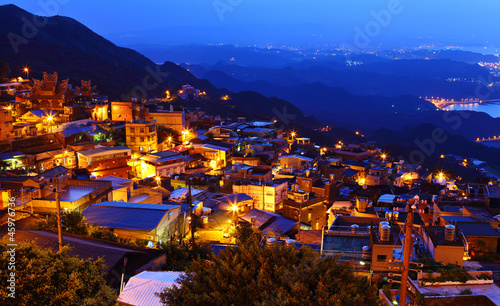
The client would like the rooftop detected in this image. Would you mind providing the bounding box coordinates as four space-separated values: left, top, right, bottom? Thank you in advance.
118 271 184 306
83 202 179 231
9 230 142 272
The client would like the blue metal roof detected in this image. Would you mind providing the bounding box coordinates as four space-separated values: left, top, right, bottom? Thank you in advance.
59 125 96 137
83 202 180 231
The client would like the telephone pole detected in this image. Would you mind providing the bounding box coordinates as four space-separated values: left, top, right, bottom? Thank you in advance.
55 175 64 251
399 207 414 305
188 176 195 246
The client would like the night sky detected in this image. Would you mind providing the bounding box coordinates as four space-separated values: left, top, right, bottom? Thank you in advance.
2 1 499 47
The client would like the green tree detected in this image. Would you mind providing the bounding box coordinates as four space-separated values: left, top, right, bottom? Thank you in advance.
0 242 117 305
0 61 10 81
157 235 213 271
62 210 89 235
157 241 377 305
233 223 262 245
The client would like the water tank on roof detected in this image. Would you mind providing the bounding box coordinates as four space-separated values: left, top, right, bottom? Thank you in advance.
385 211 393 221
330 174 335 182
392 211 399 221
251 216 256 227
201 216 209 229
380 221 390 227
379 224 391 242
445 224 455 242
351 224 359 234
285 239 295 247
266 238 276 247
362 246 372 261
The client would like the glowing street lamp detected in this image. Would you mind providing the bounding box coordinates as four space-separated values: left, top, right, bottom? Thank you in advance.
182 129 191 143
231 205 238 225
23 67 29 80
381 153 387 161
155 176 161 186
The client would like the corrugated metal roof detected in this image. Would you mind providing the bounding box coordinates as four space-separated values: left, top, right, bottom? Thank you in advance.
241 208 297 235
83 203 175 231
78 146 130 157
14 230 141 272
97 201 180 211
456 222 500 237
378 194 398 203
278 155 314 162
118 271 184 306
59 125 96 137
169 187 205 201
218 193 253 204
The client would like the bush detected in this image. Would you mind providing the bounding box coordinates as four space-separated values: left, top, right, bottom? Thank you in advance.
422 266 472 284
478 272 492 280
459 288 472 295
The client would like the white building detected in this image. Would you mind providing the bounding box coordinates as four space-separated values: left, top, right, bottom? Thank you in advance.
233 181 288 213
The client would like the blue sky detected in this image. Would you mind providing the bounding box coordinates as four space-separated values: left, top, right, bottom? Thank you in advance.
2 1 499 47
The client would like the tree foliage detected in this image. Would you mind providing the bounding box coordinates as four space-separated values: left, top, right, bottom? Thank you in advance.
157 240 377 305
0 242 117 305
0 61 10 81
157 234 213 271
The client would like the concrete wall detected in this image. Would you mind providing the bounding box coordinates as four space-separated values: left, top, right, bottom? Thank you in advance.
371 244 395 271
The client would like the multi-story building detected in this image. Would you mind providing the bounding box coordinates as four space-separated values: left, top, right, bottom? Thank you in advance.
126 120 157 153
139 151 185 178
111 101 138 122
145 109 185 133
365 166 390 186
232 180 288 213
0 108 14 141
77 146 132 179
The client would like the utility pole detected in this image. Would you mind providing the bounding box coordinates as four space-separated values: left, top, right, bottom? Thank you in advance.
297 201 302 241
399 207 414 306
188 176 195 246
54 175 64 252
